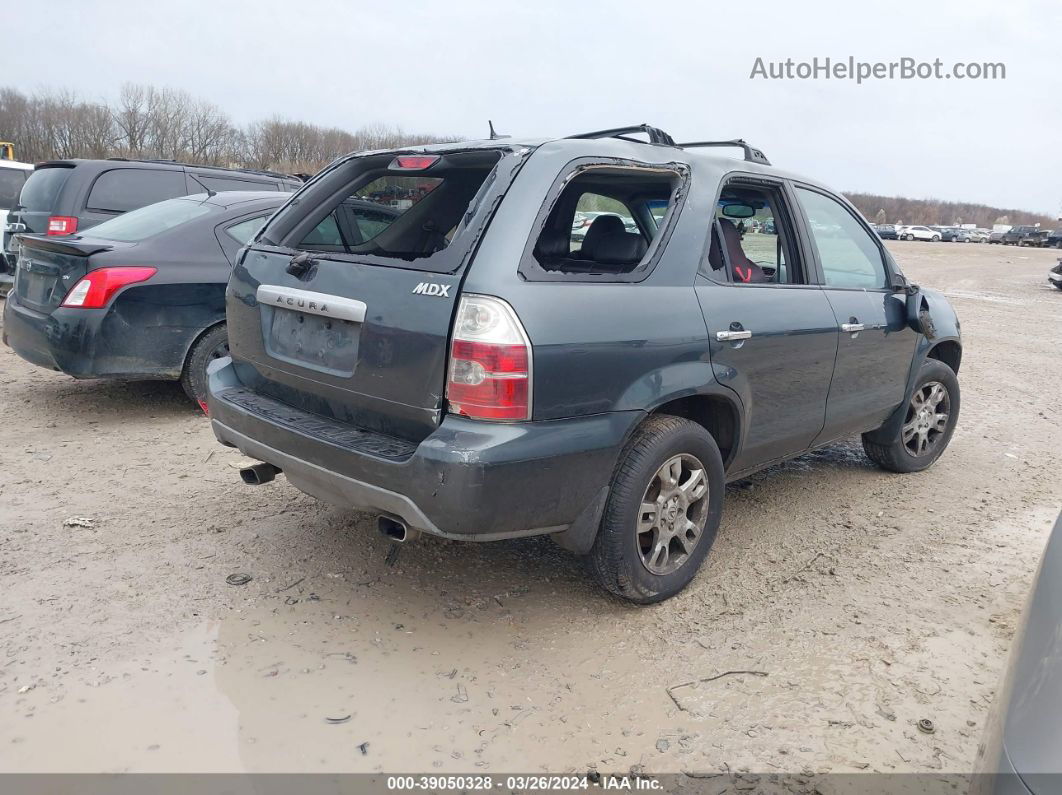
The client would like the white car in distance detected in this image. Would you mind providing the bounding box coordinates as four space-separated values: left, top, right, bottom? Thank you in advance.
898 225 941 242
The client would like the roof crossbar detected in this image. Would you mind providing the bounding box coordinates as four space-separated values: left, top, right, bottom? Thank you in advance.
676 139 771 166
567 124 676 146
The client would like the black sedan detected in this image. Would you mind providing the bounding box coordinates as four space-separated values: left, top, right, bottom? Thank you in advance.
875 223 899 240
2 191 289 408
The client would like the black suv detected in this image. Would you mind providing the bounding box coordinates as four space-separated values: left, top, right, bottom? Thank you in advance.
206 125 962 603
2 159 301 278
1001 225 1046 246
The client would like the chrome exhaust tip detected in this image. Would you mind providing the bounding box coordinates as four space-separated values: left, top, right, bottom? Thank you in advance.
239 462 281 485
378 515 420 543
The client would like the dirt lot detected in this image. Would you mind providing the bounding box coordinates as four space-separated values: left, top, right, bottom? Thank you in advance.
1 241 1060 777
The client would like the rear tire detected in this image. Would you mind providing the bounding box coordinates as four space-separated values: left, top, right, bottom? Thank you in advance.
863 359 959 474
589 415 725 604
181 324 229 409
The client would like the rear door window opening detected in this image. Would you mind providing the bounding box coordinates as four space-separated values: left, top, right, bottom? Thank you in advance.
260 149 508 273
523 162 686 281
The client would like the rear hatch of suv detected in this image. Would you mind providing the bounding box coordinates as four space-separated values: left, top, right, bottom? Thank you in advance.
223 145 530 443
6 164 75 253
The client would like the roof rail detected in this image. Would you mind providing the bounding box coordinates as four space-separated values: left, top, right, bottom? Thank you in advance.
104 157 301 181
567 124 676 146
677 139 771 166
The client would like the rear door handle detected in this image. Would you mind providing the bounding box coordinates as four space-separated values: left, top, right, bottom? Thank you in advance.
716 330 753 341
841 322 865 333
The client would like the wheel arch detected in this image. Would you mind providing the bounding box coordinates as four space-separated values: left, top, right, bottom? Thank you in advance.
647 392 742 470
926 339 962 374
180 318 227 372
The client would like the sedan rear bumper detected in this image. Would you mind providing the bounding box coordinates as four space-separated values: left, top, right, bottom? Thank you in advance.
2 290 188 379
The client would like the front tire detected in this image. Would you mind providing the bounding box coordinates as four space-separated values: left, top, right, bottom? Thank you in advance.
863 359 960 473
589 415 725 604
181 324 229 409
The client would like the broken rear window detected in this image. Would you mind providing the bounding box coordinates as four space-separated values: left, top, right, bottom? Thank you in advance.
263 149 504 271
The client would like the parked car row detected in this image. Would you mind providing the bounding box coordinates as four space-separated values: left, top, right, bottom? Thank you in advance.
873 223 995 243
3 126 963 603
1 157 302 291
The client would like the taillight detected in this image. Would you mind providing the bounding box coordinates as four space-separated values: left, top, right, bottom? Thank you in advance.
46 216 78 236
61 267 157 309
446 294 532 421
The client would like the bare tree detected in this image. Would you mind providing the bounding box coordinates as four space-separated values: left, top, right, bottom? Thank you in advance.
114 83 151 157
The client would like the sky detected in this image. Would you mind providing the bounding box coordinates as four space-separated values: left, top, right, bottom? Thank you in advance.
7 0 1061 216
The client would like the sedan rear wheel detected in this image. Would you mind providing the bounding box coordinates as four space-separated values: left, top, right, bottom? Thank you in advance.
181 323 229 410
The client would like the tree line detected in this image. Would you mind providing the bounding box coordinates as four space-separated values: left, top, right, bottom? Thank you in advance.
1 83 1055 226
846 192 1055 229
0 84 456 174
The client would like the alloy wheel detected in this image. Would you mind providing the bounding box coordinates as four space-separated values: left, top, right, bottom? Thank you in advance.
636 454 710 575
902 381 951 457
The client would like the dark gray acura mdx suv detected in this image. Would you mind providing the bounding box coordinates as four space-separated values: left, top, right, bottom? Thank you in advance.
206 125 962 603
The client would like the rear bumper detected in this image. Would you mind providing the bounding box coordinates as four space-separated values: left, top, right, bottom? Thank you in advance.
207 357 642 541
2 290 184 379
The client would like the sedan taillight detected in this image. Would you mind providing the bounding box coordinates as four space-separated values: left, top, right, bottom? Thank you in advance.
61 267 157 309
446 294 532 421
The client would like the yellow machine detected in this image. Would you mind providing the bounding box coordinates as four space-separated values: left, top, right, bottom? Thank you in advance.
0 142 14 160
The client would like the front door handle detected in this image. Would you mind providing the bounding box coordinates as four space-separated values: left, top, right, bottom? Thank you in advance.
716 329 753 341
841 322 865 333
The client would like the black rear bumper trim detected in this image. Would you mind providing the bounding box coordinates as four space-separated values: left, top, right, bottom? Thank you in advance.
216 387 417 462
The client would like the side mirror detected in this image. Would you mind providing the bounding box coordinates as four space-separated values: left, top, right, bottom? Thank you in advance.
889 271 917 295
904 286 937 339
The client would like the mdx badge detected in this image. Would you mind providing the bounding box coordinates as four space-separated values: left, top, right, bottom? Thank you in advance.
412 282 451 297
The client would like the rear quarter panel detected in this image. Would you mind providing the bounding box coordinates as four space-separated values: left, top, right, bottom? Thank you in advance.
87 224 232 375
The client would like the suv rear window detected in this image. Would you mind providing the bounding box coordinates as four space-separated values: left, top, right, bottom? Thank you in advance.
80 197 213 242
261 149 504 271
19 166 73 212
87 168 186 213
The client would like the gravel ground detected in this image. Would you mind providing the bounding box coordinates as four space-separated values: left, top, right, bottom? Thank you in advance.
1 241 1060 776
